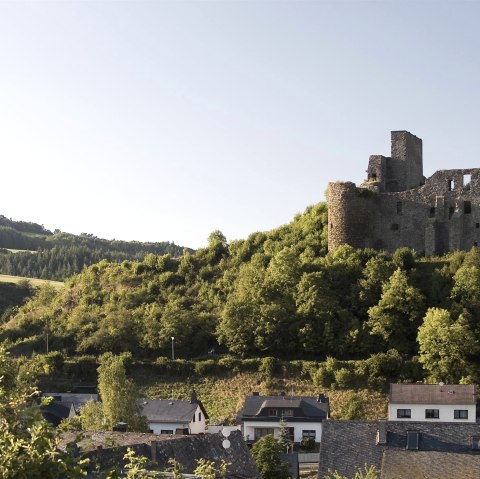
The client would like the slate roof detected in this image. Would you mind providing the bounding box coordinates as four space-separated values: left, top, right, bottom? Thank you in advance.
141 398 208 423
318 421 480 479
41 400 76 427
239 393 329 422
60 430 259 479
380 450 480 479
389 383 476 405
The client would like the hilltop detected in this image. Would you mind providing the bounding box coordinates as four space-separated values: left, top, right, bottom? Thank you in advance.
0 214 192 281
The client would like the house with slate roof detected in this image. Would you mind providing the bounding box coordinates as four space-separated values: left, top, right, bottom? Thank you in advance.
59 430 259 478
318 420 480 479
141 390 208 435
238 392 329 444
41 391 99 426
388 383 477 423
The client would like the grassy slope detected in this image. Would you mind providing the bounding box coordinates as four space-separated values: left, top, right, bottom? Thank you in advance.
137 371 387 423
0 274 63 289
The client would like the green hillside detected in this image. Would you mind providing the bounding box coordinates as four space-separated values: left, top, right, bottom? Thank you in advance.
2 200 480 418
0 214 192 280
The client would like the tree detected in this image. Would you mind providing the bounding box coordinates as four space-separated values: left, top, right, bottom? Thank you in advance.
0 346 88 478
417 308 477 383
278 418 293 453
325 465 379 479
367 269 425 354
193 459 229 479
251 435 290 479
89 353 147 432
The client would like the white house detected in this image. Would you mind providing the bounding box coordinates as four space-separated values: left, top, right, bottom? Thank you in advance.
388 383 477 423
238 392 329 444
141 390 208 435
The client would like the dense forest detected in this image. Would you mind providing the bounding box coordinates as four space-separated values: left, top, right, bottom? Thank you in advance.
0 214 191 280
2 202 479 385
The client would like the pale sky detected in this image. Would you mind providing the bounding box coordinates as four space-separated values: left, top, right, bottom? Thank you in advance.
1 1 479 249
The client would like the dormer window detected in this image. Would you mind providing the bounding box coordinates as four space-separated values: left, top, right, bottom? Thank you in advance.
268 409 278 417
282 409 294 417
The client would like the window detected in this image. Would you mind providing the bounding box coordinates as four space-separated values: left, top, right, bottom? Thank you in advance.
268 409 278 417
429 206 436 218
454 410 468 419
282 409 294 417
391 223 399 231
472 436 480 450
254 428 274 440
449 206 455 219
397 409 411 419
464 201 472 214
198 412 202 421
476 223 480 229
425 409 439 419
448 179 454 191
302 430 316 440
397 202 403 215
464 174 471 189
160 429 173 434
406 431 419 450
192 414 196 422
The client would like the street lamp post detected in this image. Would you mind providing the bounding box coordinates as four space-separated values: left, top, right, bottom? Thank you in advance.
171 336 175 360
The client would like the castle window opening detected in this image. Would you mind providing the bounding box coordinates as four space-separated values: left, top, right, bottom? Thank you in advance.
475 242 478 247
464 174 471 189
448 179 454 191
464 201 472 214
476 223 480 229
429 207 436 218
449 206 455 219
396 202 403 215
390 223 399 231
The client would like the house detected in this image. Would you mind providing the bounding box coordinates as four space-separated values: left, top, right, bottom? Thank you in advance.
238 392 329 444
318 420 480 479
41 391 99 426
141 390 208 435
388 383 477 423
59 430 260 478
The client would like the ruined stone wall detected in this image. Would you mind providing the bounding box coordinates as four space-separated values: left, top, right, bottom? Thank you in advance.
327 182 374 251
327 130 480 255
391 130 423 190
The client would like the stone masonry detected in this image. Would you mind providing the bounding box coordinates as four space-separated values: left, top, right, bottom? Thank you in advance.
327 131 480 255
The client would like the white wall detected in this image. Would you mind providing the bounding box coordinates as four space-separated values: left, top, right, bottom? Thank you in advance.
388 403 476 423
243 420 323 443
149 422 186 435
149 406 207 435
189 405 207 434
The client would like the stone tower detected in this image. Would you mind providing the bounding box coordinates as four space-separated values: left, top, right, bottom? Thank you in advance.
327 131 480 255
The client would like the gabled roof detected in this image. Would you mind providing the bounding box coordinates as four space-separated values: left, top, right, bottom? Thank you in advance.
381 450 480 479
141 398 208 423
239 393 329 422
389 383 477 405
319 420 480 479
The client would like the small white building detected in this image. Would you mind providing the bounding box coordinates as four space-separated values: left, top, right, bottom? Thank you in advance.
238 392 329 444
141 391 208 435
388 383 477 423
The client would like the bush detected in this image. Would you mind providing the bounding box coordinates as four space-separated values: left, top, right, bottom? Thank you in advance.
334 367 355 389
259 357 279 380
312 366 335 388
218 356 242 372
300 437 316 452
194 359 219 376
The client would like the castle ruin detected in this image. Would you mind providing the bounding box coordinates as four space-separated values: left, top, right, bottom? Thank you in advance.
327 131 480 255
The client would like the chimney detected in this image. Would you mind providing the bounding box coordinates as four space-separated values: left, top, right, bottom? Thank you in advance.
317 393 327 403
252 392 259 396
151 441 157 462
376 421 387 445
190 389 199 404
281 391 286 398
